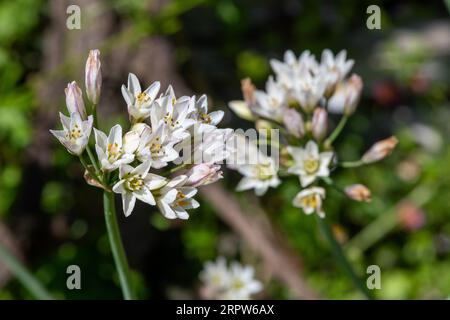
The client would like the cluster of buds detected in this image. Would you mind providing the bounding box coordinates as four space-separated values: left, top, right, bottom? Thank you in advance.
51 49 233 219
199 257 262 300
229 49 398 217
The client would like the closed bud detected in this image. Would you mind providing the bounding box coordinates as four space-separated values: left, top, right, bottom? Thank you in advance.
328 74 363 115
187 164 223 187
85 49 102 105
241 78 256 105
312 108 328 141
65 81 86 119
362 136 398 163
344 184 371 202
283 108 304 138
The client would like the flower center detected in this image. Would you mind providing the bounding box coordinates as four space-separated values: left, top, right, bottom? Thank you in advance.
199 112 211 124
304 158 319 174
107 142 123 160
126 175 144 191
255 163 274 180
67 124 82 140
301 194 318 209
175 191 189 207
135 92 149 105
231 278 245 290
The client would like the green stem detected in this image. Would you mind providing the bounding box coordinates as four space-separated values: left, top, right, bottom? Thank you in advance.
92 103 98 129
103 191 135 300
340 160 365 168
86 145 101 177
325 115 348 147
0 242 54 300
316 216 373 299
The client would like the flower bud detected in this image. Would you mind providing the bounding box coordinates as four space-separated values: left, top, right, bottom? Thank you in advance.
85 49 102 105
241 78 256 105
344 184 371 202
187 164 223 187
362 136 398 164
283 108 304 138
328 74 363 115
312 108 327 141
65 81 87 119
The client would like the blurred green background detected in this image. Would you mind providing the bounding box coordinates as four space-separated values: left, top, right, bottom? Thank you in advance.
0 0 449 299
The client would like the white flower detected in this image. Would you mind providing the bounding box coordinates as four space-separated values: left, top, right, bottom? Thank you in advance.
85 49 102 105
156 175 200 220
65 81 87 119
236 157 280 196
319 49 354 96
292 72 326 113
190 127 234 164
186 163 223 187
200 257 230 293
221 262 262 300
287 141 333 187
121 73 160 123
292 187 326 218
50 112 93 155
253 76 286 121
94 125 136 172
200 258 263 300
112 161 167 217
136 123 180 169
270 50 318 89
190 95 224 127
150 86 195 140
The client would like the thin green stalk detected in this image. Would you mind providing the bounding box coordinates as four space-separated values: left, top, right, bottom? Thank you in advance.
103 191 135 300
0 242 54 300
92 104 98 129
316 216 373 299
340 160 365 168
86 145 101 177
325 115 348 147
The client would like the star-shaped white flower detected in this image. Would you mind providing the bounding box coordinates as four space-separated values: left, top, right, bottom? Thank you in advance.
136 123 180 169
150 87 195 140
50 112 93 155
253 76 286 122
292 187 326 218
156 175 200 220
287 140 333 187
221 262 262 300
121 73 160 123
112 161 167 217
236 157 280 196
94 125 136 172
190 94 224 128
200 257 230 293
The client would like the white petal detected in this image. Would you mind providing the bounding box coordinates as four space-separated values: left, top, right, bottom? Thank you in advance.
128 73 141 96
122 193 136 217
134 188 156 205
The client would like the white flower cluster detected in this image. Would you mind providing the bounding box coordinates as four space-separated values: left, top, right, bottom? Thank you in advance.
51 49 231 219
229 49 398 217
200 257 262 300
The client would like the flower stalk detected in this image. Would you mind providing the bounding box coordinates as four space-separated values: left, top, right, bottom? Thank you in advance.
103 191 135 300
316 216 373 299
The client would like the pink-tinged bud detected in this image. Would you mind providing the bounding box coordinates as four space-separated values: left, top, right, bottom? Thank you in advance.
241 78 256 105
187 164 223 187
85 49 102 105
343 74 363 115
312 108 328 141
397 201 426 231
328 74 363 115
362 136 398 163
283 108 304 138
344 184 371 202
65 81 86 119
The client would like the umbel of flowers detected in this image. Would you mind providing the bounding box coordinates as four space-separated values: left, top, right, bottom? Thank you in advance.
50 49 233 299
51 49 232 219
229 49 398 218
